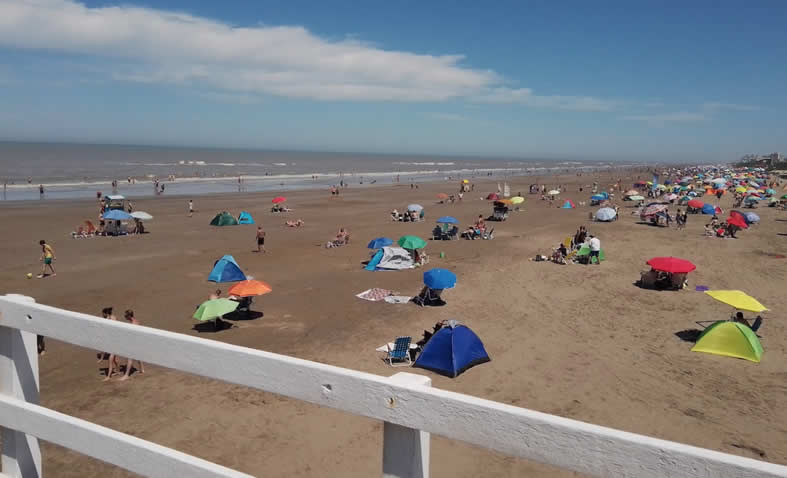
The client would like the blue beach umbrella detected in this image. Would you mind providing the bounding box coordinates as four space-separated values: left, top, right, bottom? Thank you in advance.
436 216 458 224
367 237 393 249
103 209 133 221
423 268 457 289
407 204 423 212
743 212 760 224
590 194 606 201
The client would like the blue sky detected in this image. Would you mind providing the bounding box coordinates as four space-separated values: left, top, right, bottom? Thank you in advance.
0 0 785 160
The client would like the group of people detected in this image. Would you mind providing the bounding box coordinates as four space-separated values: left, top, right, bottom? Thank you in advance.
545 226 601 265
98 307 145 381
461 214 488 240
391 208 423 222
704 216 742 238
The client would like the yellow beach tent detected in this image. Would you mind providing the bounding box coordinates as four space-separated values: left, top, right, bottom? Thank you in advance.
691 321 763 362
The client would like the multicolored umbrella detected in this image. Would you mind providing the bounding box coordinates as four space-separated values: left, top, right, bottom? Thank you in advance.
228 280 272 297
509 196 525 204
705 290 768 313
641 204 667 216
398 235 427 250
193 298 239 321
646 257 696 274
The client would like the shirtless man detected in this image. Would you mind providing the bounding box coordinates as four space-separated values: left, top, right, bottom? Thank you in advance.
38 240 56 278
256 226 266 253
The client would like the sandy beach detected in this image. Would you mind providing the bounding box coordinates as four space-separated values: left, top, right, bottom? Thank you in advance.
1 171 785 477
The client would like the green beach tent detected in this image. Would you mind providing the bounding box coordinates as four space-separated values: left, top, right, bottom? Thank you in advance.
210 212 239 226
576 245 605 263
691 321 763 363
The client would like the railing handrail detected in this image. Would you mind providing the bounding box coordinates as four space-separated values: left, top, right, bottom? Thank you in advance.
1 295 786 478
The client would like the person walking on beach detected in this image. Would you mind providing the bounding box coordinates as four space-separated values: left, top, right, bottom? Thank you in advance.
39 184 44 199
588 235 601 265
99 308 120 380
188 199 194 217
256 226 266 253
119 310 145 381
38 240 56 278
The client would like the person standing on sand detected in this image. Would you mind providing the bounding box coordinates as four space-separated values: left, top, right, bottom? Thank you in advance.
188 199 194 217
588 235 601 265
119 310 145 381
38 240 56 278
99 308 120 380
256 226 266 253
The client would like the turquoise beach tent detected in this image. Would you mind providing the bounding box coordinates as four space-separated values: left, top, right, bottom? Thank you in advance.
208 255 247 282
238 211 255 224
561 200 575 209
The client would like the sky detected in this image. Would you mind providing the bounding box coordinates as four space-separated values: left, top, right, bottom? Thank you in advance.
0 0 785 161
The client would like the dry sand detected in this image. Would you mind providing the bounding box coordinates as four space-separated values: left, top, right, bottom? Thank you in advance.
1 171 786 477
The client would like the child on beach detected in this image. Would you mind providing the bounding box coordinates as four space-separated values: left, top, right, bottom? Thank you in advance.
256 226 266 253
119 310 145 381
38 240 56 278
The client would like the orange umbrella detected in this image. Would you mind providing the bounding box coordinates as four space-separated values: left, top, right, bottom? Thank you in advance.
228 280 272 297
496 199 513 205
272 197 286 204
437 193 449 199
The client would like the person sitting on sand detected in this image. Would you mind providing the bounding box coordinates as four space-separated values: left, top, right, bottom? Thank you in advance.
326 228 350 248
732 311 763 332
285 219 304 227
391 209 400 221
475 214 486 231
209 289 221 300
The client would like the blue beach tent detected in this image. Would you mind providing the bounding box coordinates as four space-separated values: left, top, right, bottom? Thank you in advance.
413 321 490 378
367 237 393 249
238 211 255 224
208 255 247 283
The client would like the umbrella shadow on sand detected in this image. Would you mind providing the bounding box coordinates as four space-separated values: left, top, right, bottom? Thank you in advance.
222 310 264 321
193 319 235 333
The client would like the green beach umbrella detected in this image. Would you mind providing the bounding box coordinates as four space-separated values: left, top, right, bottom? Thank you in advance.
193 298 239 321
398 235 427 250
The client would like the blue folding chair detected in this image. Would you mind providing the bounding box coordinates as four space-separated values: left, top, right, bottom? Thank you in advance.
386 336 413 367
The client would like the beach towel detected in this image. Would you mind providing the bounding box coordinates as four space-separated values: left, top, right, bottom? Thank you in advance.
384 296 412 304
695 285 710 292
356 288 394 301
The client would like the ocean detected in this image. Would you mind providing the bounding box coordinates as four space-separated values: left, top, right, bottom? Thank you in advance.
0 142 634 201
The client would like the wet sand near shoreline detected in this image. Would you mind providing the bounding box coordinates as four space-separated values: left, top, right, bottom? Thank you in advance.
1 171 786 477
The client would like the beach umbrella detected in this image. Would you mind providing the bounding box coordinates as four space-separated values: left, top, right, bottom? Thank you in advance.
765 188 775 195
510 196 525 204
744 196 761 202
595 207 616 222
103 209 133 221
705 290 768 313
407 204 423 211
367 237 393 249
624 189 639 196
486 193 499 200
129 211 153 221
641 203 667 216
193 298 239 321
679 186 690 191
228 279 272 297
462 179 469 183
590 194 606 201
437 193 449 199
628 195 645 201
781 194 787 200
646 257 696 274
687 199 704 209
743 212 760 224
272 196 287 204
664 193 678 201
436 216 458 224
678 196 689 203
701 204 717 215
727 215 748 229
398 235 427 250
423 268 457 289
548 190 561 195
735 186 747 193
496 199 513 205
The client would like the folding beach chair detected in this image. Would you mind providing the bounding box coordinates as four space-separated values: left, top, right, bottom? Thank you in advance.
386 336 413 367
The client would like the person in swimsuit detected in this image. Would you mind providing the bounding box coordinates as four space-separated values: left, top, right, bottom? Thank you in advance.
99 307 120 381
119 310 145 381
256 226 266 253
38 240 56 278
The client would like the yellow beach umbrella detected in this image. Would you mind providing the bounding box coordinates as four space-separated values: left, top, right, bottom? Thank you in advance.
705 290 768 313
510 196 525 204
735 186 746 193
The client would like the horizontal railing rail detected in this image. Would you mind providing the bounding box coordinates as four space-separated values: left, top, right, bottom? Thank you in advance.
1 294 786 478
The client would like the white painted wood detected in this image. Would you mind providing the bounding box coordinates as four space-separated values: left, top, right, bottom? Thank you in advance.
2 296 787 478
0 394 252 478
383 373 431 478
0 295 40 478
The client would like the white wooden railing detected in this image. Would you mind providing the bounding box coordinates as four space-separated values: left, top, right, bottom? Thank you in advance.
1 293 786 478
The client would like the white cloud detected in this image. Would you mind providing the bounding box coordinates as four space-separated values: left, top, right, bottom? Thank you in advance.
623 112 706 122
473 88 617 112
702 102 759 112
0 0 613 109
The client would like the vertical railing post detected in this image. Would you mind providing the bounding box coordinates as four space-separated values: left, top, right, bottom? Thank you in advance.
0 295 42 478
382 372 431 478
